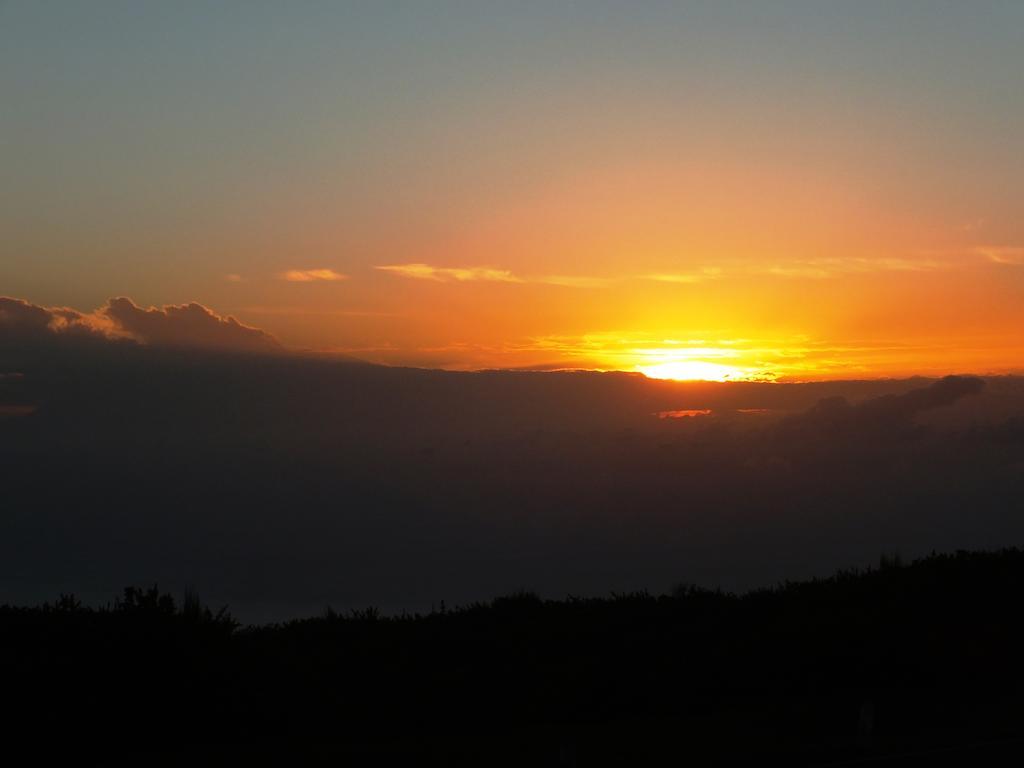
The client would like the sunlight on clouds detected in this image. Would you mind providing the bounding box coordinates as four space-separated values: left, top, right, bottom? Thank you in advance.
376 264 523 283
637 360 748 382
629 345 757 381
281 269 348 282
974 246 1024 265
537 275 612 288
515 332 986 381
375 264 611 287
759 257 951 278
639 258 949 284
642 268 722 284
524 333 780 381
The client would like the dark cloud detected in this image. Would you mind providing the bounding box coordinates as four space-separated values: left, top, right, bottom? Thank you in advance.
103 297 281 353
777 375 985 437
0 296 107 338
861 374 986 417
0 297 55 332
2 298 1023 622
0 295 280 353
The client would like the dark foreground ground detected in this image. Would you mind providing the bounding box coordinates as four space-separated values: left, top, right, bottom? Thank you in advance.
5 548 1024 765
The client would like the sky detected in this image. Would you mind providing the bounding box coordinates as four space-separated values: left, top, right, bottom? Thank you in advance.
2 1 1023 380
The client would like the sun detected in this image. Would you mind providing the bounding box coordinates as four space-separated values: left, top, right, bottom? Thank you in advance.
622 343 770 382
636 360 745 382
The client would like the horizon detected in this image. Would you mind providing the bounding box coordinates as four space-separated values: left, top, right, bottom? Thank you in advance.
3 293 1022 383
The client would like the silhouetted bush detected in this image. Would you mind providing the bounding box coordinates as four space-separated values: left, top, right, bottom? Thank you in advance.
6 551 1024 763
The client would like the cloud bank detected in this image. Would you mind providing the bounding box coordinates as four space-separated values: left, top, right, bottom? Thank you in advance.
2 342 1021 621
778 374 985 437
0 296 281 354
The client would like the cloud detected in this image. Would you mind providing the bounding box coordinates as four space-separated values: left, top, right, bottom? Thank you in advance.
225 273 244 283
536 275 612 288
280 269 348 282
779 375 985 436
371 253 960 294
642 268 722 284
1 296 281 354
643 274 703 284
0 297 66 334
229 306 395 318
103 297 282 352
641 258 948 284
4 345 1020 624
860 374 985 419
974 246 1024 265
841 257 947 273
756 257 949 279
760 265 835 279
376 263 614 287
0 296 119 341
376 263 523 283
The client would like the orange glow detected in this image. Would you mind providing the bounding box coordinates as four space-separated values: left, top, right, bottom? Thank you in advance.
637 360 748 382
5 6 1024 383
657 409 713 419
625 344 762 381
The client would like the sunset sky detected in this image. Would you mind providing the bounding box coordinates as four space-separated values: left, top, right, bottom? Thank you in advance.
3 2 1022 380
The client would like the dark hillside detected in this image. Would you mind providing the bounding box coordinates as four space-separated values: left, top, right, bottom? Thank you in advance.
6 548 1024 764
